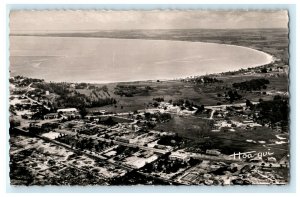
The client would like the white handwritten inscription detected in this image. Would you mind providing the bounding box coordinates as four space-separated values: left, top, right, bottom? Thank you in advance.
230 151 274 160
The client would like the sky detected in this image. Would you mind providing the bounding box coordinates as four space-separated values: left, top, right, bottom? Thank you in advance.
10 10 289 33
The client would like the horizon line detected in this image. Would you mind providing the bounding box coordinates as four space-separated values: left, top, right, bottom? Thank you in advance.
10 27 288 33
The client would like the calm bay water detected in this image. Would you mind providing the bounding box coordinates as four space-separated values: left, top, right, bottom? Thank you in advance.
10 36 273 83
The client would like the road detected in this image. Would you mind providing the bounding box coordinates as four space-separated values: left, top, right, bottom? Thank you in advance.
209 109 216 119
21 82 51 111
205 101 258 120
205 102 259 110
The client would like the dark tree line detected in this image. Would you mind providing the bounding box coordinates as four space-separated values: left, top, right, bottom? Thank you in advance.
33 82 71 97
153 97 164 102
226 90 242 103
11 76 44 87
232 78 270 91
144 112 172 122
114 85 152 97
33 82 116 109
190 76 223 84
254 95 289 127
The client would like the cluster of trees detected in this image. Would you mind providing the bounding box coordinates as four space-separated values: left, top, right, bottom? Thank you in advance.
11 76 44 87
157 135 183 147
58 93 116 109
57 135 112 152
110 171 170 185
9 118 21 128
90 85 110 98
142 154 193 175
98 116 118 126
60 94 86 108
27 88 45 97
31 107 51 120
170 99 205 112
114 85 152 97
11 89 27 95
75 83 88 89
33 82 71 97
115 146 139 156
144 112 172 123
153 97 164 102
75 83 109 92
246 99 255 110
191 76 223 84
33 83 116 109
9 161 34 185
45 167 103 185
41 122 59 131
261 67 268 73
232 78 270 91
172 99 193 109
254 95 289 127
225 90 242 103
195 104 205 114
89 98 117 108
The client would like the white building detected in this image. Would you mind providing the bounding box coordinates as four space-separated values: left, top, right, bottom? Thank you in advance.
169 151 189 162
206 149 221 156
57 108 78 113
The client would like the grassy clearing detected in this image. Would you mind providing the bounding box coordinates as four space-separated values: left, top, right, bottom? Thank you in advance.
155 115 289 158
155 115 212 139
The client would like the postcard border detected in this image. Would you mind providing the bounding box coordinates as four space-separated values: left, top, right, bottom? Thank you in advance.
6 4 297 193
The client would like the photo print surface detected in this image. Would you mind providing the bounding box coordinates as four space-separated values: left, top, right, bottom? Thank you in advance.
9 10 289 186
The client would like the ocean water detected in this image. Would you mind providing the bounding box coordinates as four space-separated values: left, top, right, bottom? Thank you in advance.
10 36 273 83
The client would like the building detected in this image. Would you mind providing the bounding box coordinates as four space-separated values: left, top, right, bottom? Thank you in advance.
61 113 81 120
154 144 168 150
169 151 189 162
115 137 130 143
57 108 78 113
267 157 277 163
44 113 58 119
206 149 221 156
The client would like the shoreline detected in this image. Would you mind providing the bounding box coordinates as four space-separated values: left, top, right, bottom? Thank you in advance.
9 58 275 86
10 58 275 85
10 60 275 85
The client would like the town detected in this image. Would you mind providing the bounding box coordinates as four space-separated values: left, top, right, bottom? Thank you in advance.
9 61 289 185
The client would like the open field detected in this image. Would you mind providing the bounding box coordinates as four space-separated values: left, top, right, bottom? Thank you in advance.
155 114 289 158
155 115 212 138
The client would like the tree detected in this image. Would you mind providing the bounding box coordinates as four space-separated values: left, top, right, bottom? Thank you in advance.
102 85 108 92
79 107 88 118
9 118 20 128
246 99 254 110
261 67 268 73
